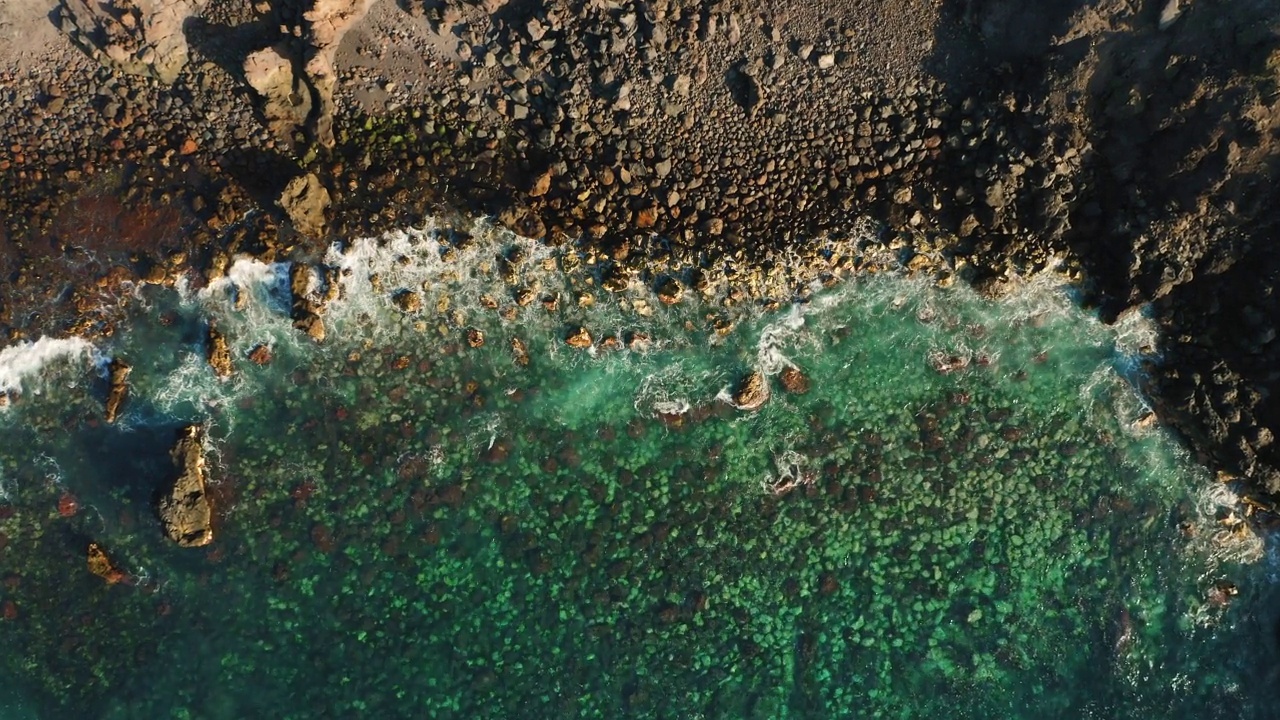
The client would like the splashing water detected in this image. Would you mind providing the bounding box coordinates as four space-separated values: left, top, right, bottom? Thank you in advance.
0 218 1277 719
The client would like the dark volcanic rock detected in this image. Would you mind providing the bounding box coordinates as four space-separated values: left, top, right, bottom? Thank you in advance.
157 424 214 548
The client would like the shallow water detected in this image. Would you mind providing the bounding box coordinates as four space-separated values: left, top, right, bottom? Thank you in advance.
0 220 1276 719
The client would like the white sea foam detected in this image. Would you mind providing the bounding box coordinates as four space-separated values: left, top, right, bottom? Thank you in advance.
0 336 97 396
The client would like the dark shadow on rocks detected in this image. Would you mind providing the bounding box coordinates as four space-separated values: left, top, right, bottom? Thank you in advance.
183 16 278 88
927 0 1090 92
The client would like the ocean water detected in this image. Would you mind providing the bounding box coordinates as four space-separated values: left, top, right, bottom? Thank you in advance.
0 218 1276 719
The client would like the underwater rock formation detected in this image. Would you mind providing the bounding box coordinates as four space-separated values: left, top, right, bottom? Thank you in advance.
104 357 130 423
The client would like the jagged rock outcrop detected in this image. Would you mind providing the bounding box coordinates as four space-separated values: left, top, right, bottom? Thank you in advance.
206 325 232 378
55 0 207 84
731 370 770 411
243 0 374 147
157 424 214 548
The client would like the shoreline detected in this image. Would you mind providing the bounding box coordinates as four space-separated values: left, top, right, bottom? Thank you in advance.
1 0 1279 500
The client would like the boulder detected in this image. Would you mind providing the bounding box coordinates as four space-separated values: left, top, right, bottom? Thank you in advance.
243 45 312 143
779 366 810 394
279 173 330 238
57 0 207 84
731 370 769 411
206 325 233 378
565 326 593 348
157 425 214 548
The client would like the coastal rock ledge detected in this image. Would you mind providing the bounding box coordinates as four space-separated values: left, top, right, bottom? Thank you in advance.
157 424 214 548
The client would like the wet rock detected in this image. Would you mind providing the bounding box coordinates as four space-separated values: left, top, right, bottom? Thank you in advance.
87 542 126 584
247 343 273 366
207 325 232 379
289 264 327 343
279 173 330 238
466 327 485 348
779 366 810 394
157 425 214 548
655 276 683 305
566 326 593 348
510 336 530 366
294 312 326 342
732 370 770 410
57 0 207 84
393 289 422 313
104 357 130 423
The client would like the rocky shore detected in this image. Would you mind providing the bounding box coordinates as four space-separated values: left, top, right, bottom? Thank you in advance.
1 0 1279 499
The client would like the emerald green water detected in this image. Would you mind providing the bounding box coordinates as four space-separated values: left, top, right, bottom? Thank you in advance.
0 222 1276 718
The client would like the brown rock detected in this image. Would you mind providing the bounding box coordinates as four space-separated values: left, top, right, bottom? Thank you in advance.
731 370 769 411
207 325 233 378
279 173 330 238
635 206 658 229
779 366 810 394
393 290 422 313
565 326 593 348
104 357 130 423
87 543 126 584
157 425 214 548
529 168 553 197
247 344 274 366
58 0 206 84
466 328 485 348
294 312 326 342
511 336 530 366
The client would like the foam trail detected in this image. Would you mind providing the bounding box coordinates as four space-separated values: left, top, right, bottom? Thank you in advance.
0 336 96 395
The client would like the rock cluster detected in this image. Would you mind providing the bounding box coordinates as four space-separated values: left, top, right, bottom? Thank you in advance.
56 0 207 84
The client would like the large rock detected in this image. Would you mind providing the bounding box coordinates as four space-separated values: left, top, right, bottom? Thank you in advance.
157 425 214 548
243 0 375 147
56 0 206 84
206 325 233 379
243 45 312 143
730 370 770 411
279 173 330 238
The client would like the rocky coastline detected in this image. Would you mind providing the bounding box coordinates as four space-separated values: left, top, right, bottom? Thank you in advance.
1 0 1279 502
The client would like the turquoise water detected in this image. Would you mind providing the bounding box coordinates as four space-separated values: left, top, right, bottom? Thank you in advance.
0 220 1276 718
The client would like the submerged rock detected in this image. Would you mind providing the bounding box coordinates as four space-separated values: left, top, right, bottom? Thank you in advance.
157 425 214 548
104 357 130 423
731 370 770 411
87 542 126 584
779 366 811 395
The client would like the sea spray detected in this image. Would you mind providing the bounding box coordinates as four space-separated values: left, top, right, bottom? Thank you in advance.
0 336 96 397
0 220 1274 718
